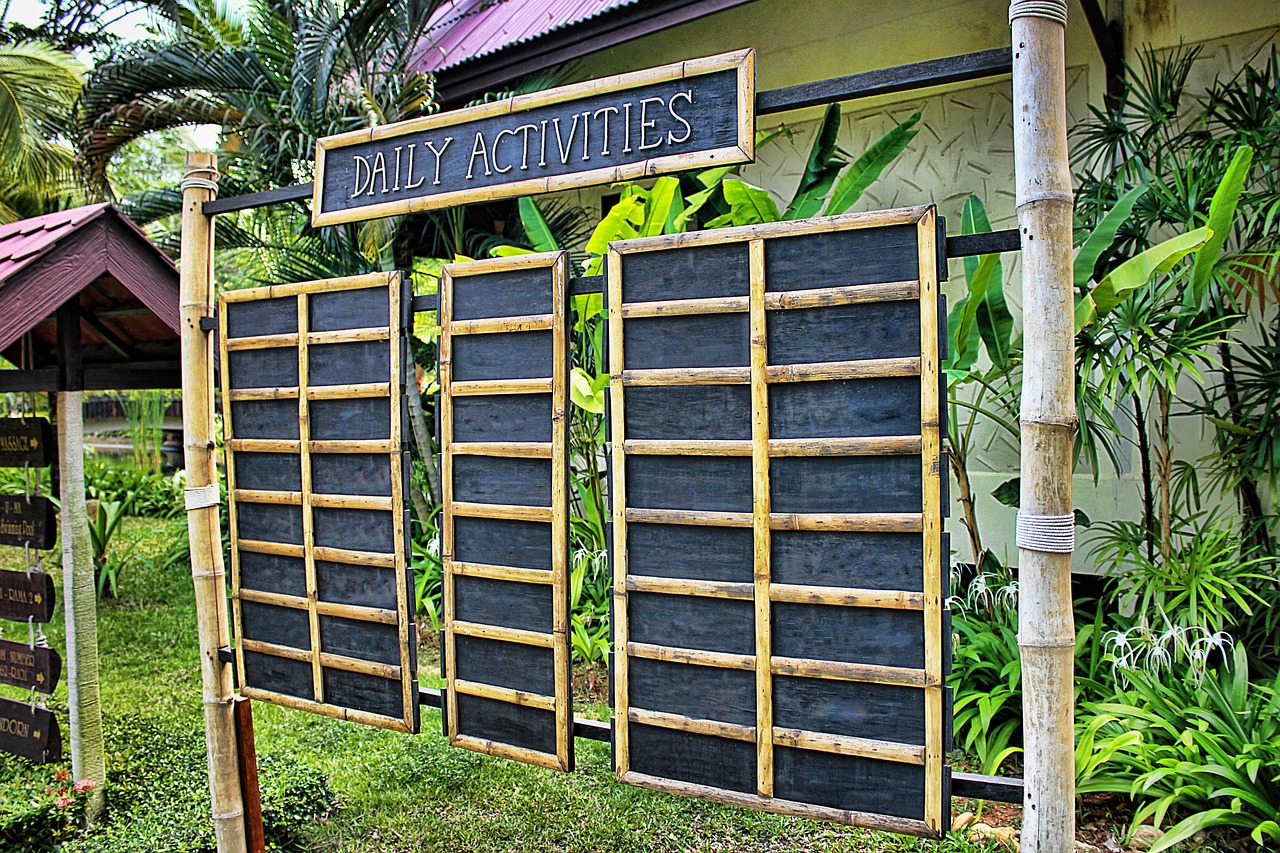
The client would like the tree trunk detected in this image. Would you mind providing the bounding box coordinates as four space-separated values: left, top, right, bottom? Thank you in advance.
1154 384 1173 561
1216 341 1271 554
405 371 441 507
57 391 106 822
1011 4 1076 853
1131 393 1155 562
950 449 984 563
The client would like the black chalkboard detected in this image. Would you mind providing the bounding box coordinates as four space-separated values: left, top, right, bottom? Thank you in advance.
608 208 950 836
221 272 417 734
441 252 573 772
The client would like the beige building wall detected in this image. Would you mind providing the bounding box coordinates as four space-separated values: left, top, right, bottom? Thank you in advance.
560 1 1280 571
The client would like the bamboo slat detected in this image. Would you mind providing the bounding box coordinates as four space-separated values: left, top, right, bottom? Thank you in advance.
306 382 390 400
762 279 919 311
317 651 400 680
306 326 389 345
448 377 553 396
225 332 299 351
389 271 415 731
625 508 753 527
314 600 398 625
227 439 302 453
228 387 299 402
621 367 750 386
620 295 749 318
608 246 631 776
310 545 395 569
308 439 396 453
236 539 305 559
628 708 756 743
764 357 920 383
771 727 925 765
768 436 922 457
297 293 324 706
451 561 554 585
767 512 922 533
625 576 754 600
768 583 925 610
450 502 552 522
454 679 556 711
449 734 567 772
440 260 460 747
450 314 553 335
449 442 552 458
233 489 301 506
450 620 555 648
550 252 572 771
239 685 414 734
623 439 751 456
769 656 934 687
240 639 310 663
626 642 755 671
221 273 390 302
308 494 395 511
749 238 774 799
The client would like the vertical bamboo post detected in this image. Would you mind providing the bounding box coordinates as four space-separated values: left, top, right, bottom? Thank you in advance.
1010 3 1076 853
180 152 248 853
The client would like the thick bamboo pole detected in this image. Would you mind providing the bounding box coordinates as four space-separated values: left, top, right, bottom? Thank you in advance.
1010 3 1076 853
180 152 248 853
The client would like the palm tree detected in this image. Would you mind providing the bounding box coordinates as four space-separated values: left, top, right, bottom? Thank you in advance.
0 40 83 221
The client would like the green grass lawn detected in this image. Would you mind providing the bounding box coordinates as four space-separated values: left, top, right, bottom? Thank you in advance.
2 519 998 852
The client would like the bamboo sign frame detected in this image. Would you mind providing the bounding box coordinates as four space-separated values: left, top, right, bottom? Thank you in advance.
220 272 417 733
439 252 573 771
311 50 754 226
606 207 949 836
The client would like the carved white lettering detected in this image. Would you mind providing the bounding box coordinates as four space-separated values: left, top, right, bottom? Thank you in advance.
422 137 452 186
593 106 619 156
466 132 492 180
350 155 372 198
667 91 694 144
639 97 665 150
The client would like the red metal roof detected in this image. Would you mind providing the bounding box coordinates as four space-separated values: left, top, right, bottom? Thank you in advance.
414 0 638 74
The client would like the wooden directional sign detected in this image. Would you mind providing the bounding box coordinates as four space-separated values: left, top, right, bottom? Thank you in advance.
220 272 418 733
0 639 60 693
0 570 56 623
606 207 950 837
0 418 53 468
0 697 61 764
0 495 56 550
313 50 753 226
439 252 573 771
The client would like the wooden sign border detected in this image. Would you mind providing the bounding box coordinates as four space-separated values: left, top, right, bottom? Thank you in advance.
312 49 754 226
606 205 946 836
221 271 418 733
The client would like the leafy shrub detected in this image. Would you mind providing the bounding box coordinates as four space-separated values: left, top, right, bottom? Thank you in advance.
62 716 334 853
0 759 96 852
84 457 183 519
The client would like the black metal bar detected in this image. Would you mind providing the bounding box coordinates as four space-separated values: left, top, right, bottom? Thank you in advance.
205 50 1013 215
946 229 1021 258
199 315 219 332
411 295 437 314
217 646 235 664
203 183 313 215
758 48 1012 115
951 771 1024 804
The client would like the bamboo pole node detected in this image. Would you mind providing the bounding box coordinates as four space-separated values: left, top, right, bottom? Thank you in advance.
1015 511 1075 553
185 484 221 510
1009 0 1066 24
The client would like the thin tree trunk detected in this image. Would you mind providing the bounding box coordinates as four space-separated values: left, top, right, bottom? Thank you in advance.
57 391 106 822
1011 4 1076 853
1154 385 1173 562
1216 341 1271 554
405 371 441 507
950 449 984 563
1131 392 1155 562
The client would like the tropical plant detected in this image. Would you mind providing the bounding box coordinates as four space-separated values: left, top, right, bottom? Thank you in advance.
0 40 83 221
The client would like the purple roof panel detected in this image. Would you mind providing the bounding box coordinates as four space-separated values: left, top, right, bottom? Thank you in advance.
413 0 638 74
0 204 109 283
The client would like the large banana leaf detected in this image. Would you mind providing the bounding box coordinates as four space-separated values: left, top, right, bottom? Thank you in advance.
517 196 559 252
1075 226 1212 329
824 112 920 216
783 103 846 220
1073 185 1148 289
718 178 780 226
962 195 1014 370
1189 145 1254 305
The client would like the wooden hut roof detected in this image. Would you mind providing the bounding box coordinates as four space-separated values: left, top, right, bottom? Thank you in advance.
0 204 182 391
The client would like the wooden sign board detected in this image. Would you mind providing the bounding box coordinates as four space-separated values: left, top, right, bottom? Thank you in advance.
0 570 56 623
440 252 573 771
0 495 56 550
0 697 61 763
0 638 60 693
312 50 753 226
0 418 53 468
606 207 951 836
220 272 418 733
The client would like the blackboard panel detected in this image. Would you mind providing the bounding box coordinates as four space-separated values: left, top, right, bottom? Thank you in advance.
229 400 301 440
456 693 556 755
629 724 756 794
237 503 303 545
452 332 553 382
323 667 404 720
453 268 551 321
313 506 394 553
627 523 753 583
309 340 390 386
629 657 755 726
453 517 551 570
451 455 551 506
770 456 920 515
311 453 393 497
319 615 400 666
452 395 552 443
626 456 752 513
227 297 296 338
243 651 311 701
771 531 923 592
769 378 921 439
310 288 388 332
621 243 751 303
624 385 751 441
309 397 392 441
228 348 298 389
315 561 397 609
234 452 302 492
767 301 919 366
773 676 924 744
454 575 553 633
237 551 307 598
455 635 554 695
241 601 310 651
628 593 753 656
774 747 925 821
623 313 749 370
764 224 918 291
773 603 924 669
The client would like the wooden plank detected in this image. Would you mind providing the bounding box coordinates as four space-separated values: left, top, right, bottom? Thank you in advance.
450 314 553 335
629 708 756 743
0 697 61 764
769 584 925 610
772 727 925 765
454 679 556 711
449 377 553 396
627 642 755 671
625 575 753 600
749 237 773 799
622 367 750 386
763 357 920 383
769 657 934 687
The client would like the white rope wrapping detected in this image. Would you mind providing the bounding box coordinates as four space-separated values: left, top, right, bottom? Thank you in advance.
1016 511 1076 553
185 484 221 511
1009 0 1067 25
178 176 219 196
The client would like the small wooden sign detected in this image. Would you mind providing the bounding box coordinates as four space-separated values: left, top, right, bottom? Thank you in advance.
0 570 56 623
0 418 53 468
312 50 754 226
0 495 56 550
0 638 60 693
0 697 61 764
